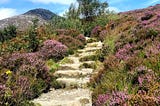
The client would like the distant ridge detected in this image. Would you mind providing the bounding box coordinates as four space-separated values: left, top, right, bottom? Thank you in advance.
0 8 59 31
24 8 58 20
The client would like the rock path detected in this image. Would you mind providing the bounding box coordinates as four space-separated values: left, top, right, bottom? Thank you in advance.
33 38 103 106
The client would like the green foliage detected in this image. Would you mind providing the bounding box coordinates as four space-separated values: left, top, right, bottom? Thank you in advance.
65 3 79 19
47 59 60 73
0 25 17 42
57 35 85 54
77 0 108 21
50 16 82 31
79 54 98 62
59 57 74 64
27 19 39 52
80 62 97 69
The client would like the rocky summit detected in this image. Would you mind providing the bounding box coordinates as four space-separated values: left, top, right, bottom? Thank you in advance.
0 8 58 31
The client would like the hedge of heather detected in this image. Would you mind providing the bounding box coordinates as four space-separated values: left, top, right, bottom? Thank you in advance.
57 35 85 54
0 39 67 105
91 26 102 40
91 4 160 106
38 39 68 60
76 34 86 44
0 53 50 105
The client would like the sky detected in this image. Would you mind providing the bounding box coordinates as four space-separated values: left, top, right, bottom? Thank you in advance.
0 0 160 20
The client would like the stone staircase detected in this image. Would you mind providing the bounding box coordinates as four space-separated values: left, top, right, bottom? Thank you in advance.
33 38 103 106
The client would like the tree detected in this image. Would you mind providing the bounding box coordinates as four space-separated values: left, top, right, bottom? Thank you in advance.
65 3 79 19
28 18 39 52
77 0 108 21
0 25 17 42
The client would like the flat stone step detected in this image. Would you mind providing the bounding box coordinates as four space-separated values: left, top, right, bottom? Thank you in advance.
60 63 80 70
54 69 93 78
78 51 96 57
77 47 101 53
86 41 103 48
56 77 90 88
82 61 95 64
33 88 92 106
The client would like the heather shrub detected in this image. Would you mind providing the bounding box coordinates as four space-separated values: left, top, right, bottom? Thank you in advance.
94 91 129 106
57 35 84 54
0 51 61 105
55 29 80 37
129 93 159 106
91 26 102 39
38 39 68 60
99 30 107 41
76 34 86 44
115 43 134 60
141 11 153 21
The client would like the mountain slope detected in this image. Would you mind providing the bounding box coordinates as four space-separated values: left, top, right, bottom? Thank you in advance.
24 8 58 20
0 8 59 31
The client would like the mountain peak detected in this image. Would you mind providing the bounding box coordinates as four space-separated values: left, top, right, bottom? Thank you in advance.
24 8 57 20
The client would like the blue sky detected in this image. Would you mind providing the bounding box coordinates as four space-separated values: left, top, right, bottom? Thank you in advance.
0 0 160 20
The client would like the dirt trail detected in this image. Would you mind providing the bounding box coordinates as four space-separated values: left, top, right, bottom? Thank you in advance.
33 38 103 106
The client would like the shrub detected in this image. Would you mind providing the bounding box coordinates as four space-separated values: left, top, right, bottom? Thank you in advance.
141 11 153 21
79 55 98 62
38 39 68 60
99 30 107 41
91 26 102 38
0 25 17 43
76 34 86 44
95 91 129 106
27 21 39 52
0 52 59 105
55 29 80 37
57 35 84 54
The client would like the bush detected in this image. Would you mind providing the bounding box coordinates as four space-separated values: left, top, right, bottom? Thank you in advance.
76 34 86 44
141 12 153 21
0 52 59 105
91 26 102 38
57 35 84 54
38 39 68 60
0 25 17 42
55 29 80 37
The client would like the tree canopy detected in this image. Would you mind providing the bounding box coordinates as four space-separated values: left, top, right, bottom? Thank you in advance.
77 0 108 21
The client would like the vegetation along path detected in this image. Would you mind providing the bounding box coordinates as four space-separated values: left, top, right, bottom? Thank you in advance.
33 37 103 106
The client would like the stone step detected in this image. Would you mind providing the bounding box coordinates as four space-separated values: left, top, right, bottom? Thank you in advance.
33 88 92 106
77 47 101 53
78 51 96 57
54 69 93 78
86 41 103 48
82 61 95 64
56 77 90 88
60 63 81 70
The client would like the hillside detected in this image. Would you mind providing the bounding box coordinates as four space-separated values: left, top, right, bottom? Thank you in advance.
91 4 160 106
0 3 160 106
24 8 58 20
0 8 59 31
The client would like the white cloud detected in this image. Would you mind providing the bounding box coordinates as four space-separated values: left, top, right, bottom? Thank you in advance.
0 0 9 4
0 8 18 20
28 0 76 5
58 9 68 17
108 7 120 12
145 0 160 5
